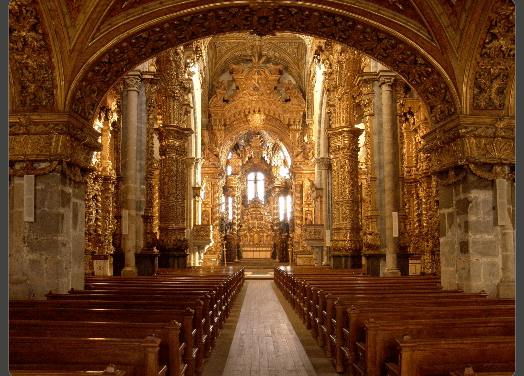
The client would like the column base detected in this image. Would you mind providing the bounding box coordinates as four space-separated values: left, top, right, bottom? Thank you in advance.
135 252 159 276
383 268 401 277
332 254 362 269
121 266 138 276
158 252 188 269
111 252 125 276
497 279 515 298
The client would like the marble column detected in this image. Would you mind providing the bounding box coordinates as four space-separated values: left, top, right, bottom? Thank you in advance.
156 124 194 268
379 72 401 276
121 71 141 276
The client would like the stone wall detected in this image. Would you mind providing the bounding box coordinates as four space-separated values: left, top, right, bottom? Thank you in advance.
439 170 511 297
9 166 86 299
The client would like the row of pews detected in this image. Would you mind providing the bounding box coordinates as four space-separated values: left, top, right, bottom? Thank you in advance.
9 266 245 376
274 266 515 376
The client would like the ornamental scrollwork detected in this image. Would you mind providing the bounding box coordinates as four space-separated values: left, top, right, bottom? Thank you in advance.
472 0 515 110
9 0 55 111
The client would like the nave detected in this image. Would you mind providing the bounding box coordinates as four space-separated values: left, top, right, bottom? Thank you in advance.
10 265 515 376
203 280 338 376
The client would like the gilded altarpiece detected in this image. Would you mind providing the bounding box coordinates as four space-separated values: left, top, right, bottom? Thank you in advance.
205 52 316 264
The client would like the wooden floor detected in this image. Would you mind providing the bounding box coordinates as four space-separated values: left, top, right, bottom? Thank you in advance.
202 280 338 376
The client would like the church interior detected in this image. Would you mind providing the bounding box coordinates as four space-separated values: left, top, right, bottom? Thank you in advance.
9 0 515 375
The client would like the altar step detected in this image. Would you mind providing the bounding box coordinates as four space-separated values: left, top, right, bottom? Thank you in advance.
234 258 288 279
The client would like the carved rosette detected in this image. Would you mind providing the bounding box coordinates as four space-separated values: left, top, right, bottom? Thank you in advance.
9 115 102 180
327 125 363 255
156 124 194 254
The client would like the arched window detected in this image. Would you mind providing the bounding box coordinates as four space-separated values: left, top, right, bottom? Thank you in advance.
247 172 265 203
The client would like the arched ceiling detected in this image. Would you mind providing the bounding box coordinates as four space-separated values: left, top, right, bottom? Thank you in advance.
9 0 514 130
206 33 309 95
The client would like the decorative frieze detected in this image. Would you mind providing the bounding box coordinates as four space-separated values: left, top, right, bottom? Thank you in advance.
9 114 102 178
422 117 515 174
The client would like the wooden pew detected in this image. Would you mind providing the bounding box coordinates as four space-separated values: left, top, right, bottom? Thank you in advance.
44 291 216 357
449 366 515 376
9 306 197 376
10 319 186 376
9 365 127 376
353 316 515 376
384 335 515 376
340 303 515 376
9 336 167 376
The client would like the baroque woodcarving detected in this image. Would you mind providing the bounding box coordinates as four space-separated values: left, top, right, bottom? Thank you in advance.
9 115 102 177
472 0 515 111
70 5 457 125
9 0 55 111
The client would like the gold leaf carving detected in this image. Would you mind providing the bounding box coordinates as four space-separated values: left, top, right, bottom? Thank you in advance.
9 0 55 110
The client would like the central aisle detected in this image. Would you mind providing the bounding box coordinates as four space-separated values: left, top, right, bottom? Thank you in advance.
222 280 319 376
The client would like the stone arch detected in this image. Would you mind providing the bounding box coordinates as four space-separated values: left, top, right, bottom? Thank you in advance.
66 2 460 127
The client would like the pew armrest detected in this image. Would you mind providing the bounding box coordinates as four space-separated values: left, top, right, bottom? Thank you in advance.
385 363 400 376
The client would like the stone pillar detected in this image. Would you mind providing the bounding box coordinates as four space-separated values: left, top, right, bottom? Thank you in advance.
423 116 515 296
121 71 141 276
439 166 514 297
379 72 401 276
320 158 331 266
496 169 515 298
9 114 101 299
327 125 363 269
156 124 194 268
135 74 159 276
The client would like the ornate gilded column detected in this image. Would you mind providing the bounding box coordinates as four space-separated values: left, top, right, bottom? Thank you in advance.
327 125 363 268
379 71 401 276
109 81 125 274
156 124 194 268
355 73 381 258
121 71 141 276
141 74 159 254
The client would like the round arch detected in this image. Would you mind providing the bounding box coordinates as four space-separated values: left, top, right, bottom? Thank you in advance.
66 2 460 128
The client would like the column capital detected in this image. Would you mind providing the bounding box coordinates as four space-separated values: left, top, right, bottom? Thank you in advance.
320 157 331 170
378 71 396 88
124 71 142 92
